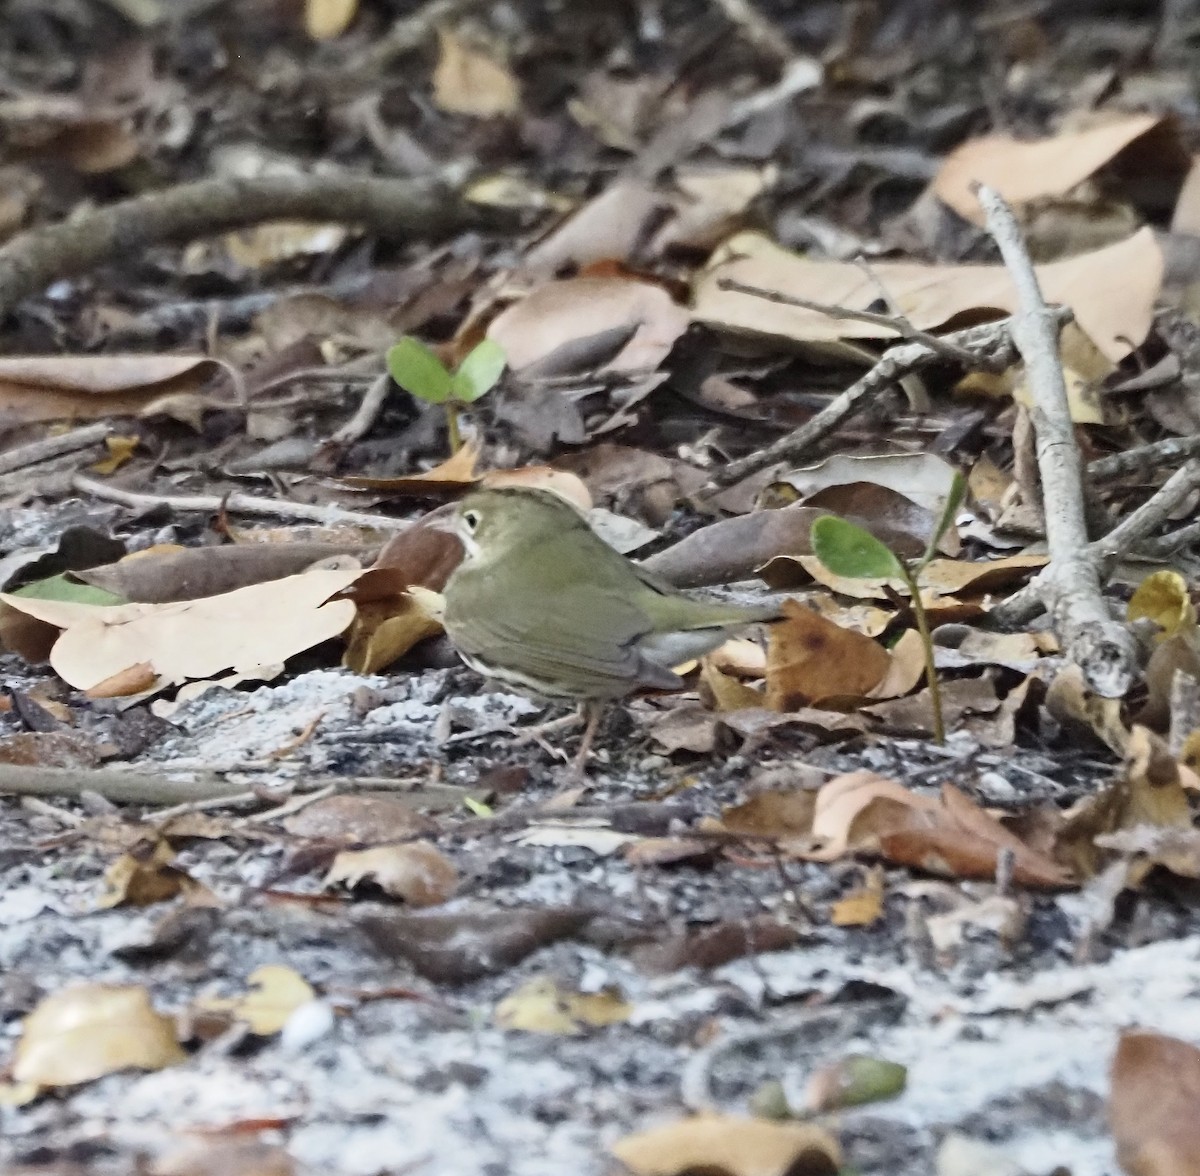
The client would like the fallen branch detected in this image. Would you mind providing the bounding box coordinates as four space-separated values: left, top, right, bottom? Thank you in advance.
72 473 412 530
0 422 113 475
701 314 1059 493
976 184 1139 697
1088 432 1200 481
0 173 481 319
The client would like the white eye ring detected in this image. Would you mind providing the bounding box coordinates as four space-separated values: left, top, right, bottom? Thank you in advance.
461 509 481 532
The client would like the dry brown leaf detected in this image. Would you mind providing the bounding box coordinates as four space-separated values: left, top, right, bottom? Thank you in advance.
720 788 817 838
0 355 219 426
933 113 1182 224
1045 664 1131 756
339 567 445 674
695 228 1160 363
486 277 688 375
765 600 891 710
281 793 437 843
195 965 315 1036
432 28 520 118
1 569 359 693
0 730 100 768
800 770 934 861
343 439 482 493
867 629 927 700
13 984 185 1087
305 0 357 40
776 452 961 517
1110 1030 1200 1176
494 976 631 1035
324 841 458 906
96 839 207 909
654 164 777 253
611 1113 841 1176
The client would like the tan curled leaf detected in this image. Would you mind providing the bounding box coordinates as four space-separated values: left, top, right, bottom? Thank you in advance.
324 842 458 906
0 568 360 692
1129 570 1198 640
933 113 1179 224
611 1113 841 1176
0 355 219 425
830 866 885 927
97 838 201 909
487 277 688 375
695 229 1161 363
13 984 185 1086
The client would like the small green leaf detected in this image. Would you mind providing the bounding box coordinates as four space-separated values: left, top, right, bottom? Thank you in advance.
450 338 506 404
11 574 124 605
387 337 452 404
921 470 967 567
811 516 904 580
463 796 493 817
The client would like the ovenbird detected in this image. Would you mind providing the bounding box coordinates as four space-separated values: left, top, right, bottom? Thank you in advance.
440 486 780 767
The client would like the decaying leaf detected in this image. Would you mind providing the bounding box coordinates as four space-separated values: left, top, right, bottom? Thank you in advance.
1129 571 1198 640
1110 1030 1200 1176
97 838 212 909
13 984 185 1087
611 1113 841 1176
804 1053 906 1111
830 866 885 927
281 793 437 843
324 841 458 906
494 975 631 1035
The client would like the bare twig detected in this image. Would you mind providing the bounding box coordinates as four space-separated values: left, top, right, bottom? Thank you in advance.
976 184 1138 697
715 276 983 366
709 0 794 62
701 315 1043 493
72 473 413 530
328 372 394 446
0 174 482 319
1089 433 1200 481
0 764 262 806
1141 517 1200 558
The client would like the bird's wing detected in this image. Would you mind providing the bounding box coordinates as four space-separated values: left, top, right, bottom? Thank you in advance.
447 584 680 697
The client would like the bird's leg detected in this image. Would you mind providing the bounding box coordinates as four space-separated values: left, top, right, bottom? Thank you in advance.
571 701 606 775
513 709 583 761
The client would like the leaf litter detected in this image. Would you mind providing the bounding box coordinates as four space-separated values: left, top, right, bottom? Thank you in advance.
4 3 1200 1174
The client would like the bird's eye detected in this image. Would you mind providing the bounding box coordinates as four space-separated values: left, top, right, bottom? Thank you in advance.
461 509 481 533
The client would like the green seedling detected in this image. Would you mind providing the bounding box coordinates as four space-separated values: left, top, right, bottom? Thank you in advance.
386 336 507 454
810 472 966 744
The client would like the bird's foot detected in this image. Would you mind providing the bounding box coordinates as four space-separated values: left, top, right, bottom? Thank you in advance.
512 712 582 762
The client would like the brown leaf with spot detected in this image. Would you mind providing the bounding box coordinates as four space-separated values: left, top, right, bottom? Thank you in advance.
1111 1030 1200 1176
765 600 891 711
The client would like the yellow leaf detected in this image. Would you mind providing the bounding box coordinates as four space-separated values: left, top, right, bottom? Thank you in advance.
495 976 631 1035
196 965 314 1036
91 434 140 475
1129 569 1198 639
306 0 357 39
13 984 185 1087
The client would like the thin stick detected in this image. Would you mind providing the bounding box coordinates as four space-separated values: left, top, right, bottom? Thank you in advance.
0 423 112 475
975 184 1138 697
328 372 393 446
701 315 1040 493
72 473 412 531
1088 433 1200 481
715 276 983 366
